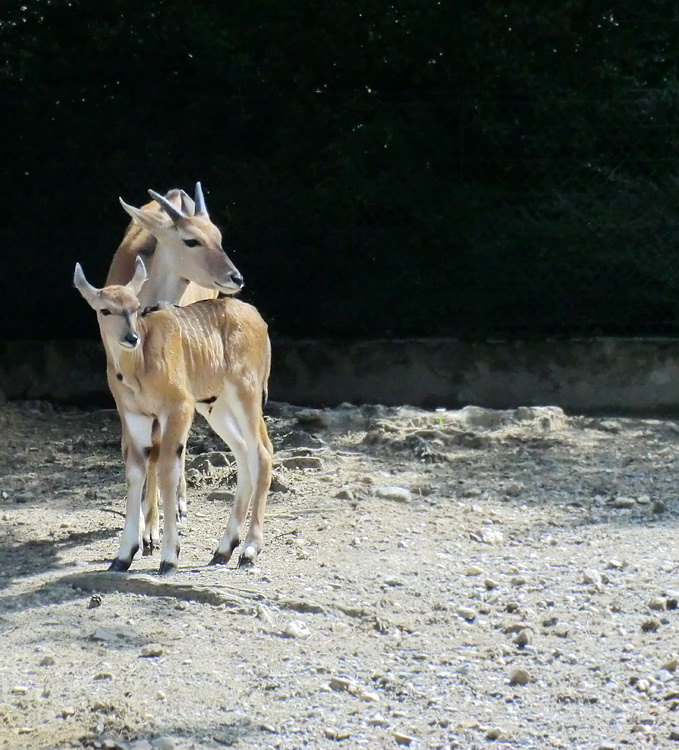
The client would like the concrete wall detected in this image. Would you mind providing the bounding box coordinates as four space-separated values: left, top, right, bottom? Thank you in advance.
1 337 679 414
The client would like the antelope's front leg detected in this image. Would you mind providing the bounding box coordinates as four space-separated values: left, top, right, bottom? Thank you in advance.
111 413 153 572
156 407 193 575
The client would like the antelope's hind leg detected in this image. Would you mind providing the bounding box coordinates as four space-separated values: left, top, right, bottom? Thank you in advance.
205 386 272 568
239 412 273 567
111 413 154 572
200 397 253 566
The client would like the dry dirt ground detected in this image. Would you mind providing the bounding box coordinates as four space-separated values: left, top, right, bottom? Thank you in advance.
2 400 679 750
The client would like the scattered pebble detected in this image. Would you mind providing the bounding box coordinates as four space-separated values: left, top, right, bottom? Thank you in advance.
150 738 176 750
140 643 164 657
583 569 604 592
282 620 311 639
486 726 505 740
456 606 476 622
514 628 533 648
509 667 532 685
375 486 412 503
393 732 416 746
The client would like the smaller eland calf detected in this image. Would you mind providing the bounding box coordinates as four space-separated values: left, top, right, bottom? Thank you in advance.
74 257 273 574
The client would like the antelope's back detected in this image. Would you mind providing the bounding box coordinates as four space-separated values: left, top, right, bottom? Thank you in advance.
151 298 270 396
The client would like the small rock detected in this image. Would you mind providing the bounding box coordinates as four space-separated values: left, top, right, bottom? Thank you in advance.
486 726 504 740
606 559 625 570
670 730 679 741
583 569 603 591
207 490 235 503
270 473 289 493
140 643 164 657
481 528 504 545
554 624 570 638
484 578 499 590
151 738 176 750
257 604 275 626
130 741 153 750
465 566 484 576
614 496 636 509
278 456 324 471
330 676 354 692
649 597 667 611
282 620 310 639
335 488 355 501
375 486 412 503
393 732 415 746
663 658 679 672
510 576 526 587
456 606 476 622
88 594 103 609
93 672 114 681
324 727 350 741
296 409 331 428
92 627 129 642
11 686 28 694
39 655 55 666
508 667 531 685
367 714 390 728
637 494 651 504
60 708 76 718
514 628 533 648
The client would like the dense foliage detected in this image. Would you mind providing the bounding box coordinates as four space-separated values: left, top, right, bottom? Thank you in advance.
2 1 679 339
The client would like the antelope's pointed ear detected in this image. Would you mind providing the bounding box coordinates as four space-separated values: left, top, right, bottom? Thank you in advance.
73 263 99 308
179 189 196 216
129 256 148 296
119 197 167 235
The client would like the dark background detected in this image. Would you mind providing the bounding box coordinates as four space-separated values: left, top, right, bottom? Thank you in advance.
2 1 679 342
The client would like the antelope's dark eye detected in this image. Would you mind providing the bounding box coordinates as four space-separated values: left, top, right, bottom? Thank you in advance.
100 309 112 316
183 238 200 248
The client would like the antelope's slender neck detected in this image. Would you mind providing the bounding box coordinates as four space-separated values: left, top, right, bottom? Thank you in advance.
136 251 190 307
101 328 146 379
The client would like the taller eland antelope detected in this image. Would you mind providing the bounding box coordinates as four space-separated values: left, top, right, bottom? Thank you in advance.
74 257 273 574
108 183 244 553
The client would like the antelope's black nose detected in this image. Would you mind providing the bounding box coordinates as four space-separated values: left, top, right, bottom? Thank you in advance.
231 272 244 288
124 332 140 347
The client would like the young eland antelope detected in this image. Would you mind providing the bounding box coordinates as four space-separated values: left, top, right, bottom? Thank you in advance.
108 183 243 553
74 257 273 574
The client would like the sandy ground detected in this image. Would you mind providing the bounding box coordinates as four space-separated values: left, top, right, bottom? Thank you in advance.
2 399 679 749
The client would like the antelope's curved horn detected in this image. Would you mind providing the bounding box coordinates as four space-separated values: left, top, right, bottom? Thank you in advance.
148 189 186 222
194 181 208 216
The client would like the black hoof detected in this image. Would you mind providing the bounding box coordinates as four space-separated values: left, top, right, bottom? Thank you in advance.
208 551 231 566
108 557 132 573
238 553 256 569
158 560 177 576
142 540 155 556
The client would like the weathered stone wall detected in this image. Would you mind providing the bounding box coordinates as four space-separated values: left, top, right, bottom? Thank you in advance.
1 338 679 414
